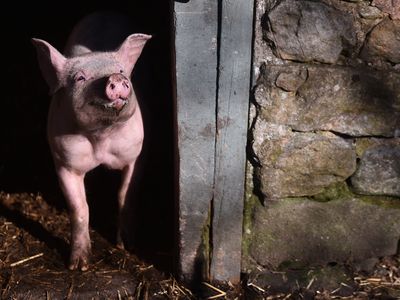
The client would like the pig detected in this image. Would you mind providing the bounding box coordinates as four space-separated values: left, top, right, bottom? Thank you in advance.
32 13 151 271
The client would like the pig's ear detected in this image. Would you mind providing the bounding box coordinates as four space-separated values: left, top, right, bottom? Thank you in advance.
31 38 67 95
116 34 152 75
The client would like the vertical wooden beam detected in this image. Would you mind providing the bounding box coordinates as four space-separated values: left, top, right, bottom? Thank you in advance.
174 1 218 283
211 0 254 283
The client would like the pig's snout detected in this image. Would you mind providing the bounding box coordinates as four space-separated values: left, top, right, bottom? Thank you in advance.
105 73 131 102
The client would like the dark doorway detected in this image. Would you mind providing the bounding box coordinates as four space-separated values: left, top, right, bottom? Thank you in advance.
0 1 174 272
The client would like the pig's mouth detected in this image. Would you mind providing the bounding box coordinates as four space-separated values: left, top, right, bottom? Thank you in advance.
90 98 128 112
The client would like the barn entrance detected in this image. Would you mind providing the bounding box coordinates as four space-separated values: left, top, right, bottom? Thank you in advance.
0 0 175 280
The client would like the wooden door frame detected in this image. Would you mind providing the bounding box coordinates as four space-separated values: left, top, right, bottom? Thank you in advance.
173 0 254 283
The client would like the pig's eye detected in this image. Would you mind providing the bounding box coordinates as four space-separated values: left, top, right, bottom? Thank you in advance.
74 72 87 83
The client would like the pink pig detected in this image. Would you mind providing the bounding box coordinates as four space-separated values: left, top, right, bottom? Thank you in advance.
32 13 151 271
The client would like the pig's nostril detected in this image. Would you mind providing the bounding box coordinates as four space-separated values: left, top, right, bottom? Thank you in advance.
110 83 115 90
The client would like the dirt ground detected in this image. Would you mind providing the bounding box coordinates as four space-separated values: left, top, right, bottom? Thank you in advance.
0 192 399 299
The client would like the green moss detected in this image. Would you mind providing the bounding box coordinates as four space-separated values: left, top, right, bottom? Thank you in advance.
358 195 400 209
269 145 284 164
242 193 261 261
311 182 353 202
200 204 211 278
355 138 375 157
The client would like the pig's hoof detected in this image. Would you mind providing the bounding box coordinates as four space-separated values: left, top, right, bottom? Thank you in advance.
69 253 90 271
116 230 127 250
116 241 125 250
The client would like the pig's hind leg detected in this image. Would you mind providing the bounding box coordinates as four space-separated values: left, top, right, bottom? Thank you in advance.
57 167 91 271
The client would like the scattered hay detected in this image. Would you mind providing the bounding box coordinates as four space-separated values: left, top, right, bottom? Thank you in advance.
0 191 399 299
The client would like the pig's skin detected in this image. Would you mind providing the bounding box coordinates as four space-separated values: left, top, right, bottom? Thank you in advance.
32 13 151 271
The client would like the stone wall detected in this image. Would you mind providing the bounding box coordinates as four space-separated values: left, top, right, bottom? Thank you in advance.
244 0 400 272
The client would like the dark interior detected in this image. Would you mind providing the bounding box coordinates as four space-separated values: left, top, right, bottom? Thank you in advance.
0 1 174 272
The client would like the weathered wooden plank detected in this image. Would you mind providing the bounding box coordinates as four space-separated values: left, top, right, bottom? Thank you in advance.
174 0 218 283
211 0 254 283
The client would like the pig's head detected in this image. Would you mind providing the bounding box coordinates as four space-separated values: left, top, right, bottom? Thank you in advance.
32 34 151 130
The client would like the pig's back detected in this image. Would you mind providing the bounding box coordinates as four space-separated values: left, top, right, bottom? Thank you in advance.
64 12 132 57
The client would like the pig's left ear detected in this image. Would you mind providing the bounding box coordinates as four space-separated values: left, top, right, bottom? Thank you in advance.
116 34 152 75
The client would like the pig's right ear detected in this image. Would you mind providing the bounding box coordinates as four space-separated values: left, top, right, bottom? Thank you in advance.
31 38 67 95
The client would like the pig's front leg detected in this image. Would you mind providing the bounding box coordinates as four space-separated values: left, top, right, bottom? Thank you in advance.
57 167 91 271
116 163 135 250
